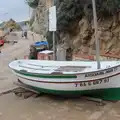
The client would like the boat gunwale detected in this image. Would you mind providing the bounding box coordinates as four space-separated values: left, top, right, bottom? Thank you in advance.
9 62 120 75
23 62 120 74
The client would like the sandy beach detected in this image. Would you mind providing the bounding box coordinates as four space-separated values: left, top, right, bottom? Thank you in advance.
0 32 120 120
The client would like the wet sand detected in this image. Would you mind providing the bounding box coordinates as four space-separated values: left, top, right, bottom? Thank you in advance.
0 32 120 120
0 94 120 120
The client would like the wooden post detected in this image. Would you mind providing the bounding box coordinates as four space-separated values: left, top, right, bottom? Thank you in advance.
53 31 56 60
46 0 56 60
52 0 56 60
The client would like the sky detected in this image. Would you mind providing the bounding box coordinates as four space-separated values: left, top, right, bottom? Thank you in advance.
0 0 30 23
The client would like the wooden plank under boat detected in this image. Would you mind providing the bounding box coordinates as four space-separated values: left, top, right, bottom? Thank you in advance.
9 60 120 100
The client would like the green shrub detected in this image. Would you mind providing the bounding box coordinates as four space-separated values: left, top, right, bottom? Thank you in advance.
26 0 39 8
57 0 120 31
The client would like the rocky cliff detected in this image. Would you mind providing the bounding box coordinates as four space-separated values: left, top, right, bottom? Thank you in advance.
59 14 120 56
28 0 120 58
30 0 48 36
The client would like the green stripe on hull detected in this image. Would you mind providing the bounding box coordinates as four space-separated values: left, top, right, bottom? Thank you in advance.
27 85 120 101
14 70 77 79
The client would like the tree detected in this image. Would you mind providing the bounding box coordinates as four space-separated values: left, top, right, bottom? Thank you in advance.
96 0 120 17
4 19 21 31
57 0 120 31
25 0 39 8
57 0 84 31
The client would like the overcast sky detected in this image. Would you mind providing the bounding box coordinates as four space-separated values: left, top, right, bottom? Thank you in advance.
0 0 30 23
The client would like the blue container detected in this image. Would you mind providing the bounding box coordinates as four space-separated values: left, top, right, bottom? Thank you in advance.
34 41 48 47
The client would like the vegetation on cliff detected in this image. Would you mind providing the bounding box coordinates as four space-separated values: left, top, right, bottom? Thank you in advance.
57 0 120 31
26 0 39 8
1 19 21 31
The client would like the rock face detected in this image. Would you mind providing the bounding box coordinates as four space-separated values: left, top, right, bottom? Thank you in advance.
59 14 120 56
31 0 48 36
30 0 120 57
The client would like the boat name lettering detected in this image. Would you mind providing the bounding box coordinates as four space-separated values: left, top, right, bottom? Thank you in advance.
75 78 109 87
85 67 118 77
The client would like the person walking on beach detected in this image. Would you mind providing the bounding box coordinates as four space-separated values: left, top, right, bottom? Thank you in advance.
24 30 28 39
22 23 28 39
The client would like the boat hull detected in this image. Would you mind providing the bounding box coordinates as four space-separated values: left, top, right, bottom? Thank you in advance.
9 60 120 100
16 72 120 100
18 77 120 100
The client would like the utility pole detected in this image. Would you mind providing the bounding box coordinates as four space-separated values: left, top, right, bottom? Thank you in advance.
52 0 56 60
53 30 56 60
48 0 56 60
28 6 31 30
92 0 101 69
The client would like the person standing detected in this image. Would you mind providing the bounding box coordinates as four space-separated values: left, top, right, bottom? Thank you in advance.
22 23 28 39
24 30 28 39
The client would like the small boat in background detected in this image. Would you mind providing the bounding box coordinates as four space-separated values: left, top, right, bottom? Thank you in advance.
9 60 120 100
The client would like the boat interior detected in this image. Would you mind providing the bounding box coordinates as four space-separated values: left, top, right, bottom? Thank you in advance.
9 60 120 74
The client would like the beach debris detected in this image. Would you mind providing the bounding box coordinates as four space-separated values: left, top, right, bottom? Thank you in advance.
81 96 105 106
0 87 18 97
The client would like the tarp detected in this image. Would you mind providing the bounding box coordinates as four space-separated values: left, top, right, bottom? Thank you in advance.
34 41 48 47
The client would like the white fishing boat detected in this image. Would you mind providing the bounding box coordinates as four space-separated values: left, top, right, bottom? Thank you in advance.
9 60 120 100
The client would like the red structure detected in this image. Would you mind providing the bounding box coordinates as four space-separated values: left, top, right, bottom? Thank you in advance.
0 39 4 46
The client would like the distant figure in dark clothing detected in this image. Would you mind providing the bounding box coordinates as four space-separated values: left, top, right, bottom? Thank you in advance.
21 30 27 39
22 24 28 39
21 29 24 37
24 31 27 39
10 28 13 32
